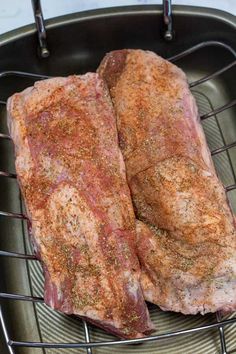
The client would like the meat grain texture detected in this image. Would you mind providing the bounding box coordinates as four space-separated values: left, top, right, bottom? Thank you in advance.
98 49 236 315
7 74 154 338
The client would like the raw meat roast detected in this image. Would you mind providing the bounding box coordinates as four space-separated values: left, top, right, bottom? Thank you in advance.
7 74 153 338
98 49 236 315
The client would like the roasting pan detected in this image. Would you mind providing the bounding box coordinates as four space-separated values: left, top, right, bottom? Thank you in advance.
0 2 236 353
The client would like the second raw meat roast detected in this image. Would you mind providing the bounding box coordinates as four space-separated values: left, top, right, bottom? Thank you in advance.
98 49 236 315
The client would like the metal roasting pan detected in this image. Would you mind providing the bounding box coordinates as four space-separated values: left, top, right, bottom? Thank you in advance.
0 2 236 354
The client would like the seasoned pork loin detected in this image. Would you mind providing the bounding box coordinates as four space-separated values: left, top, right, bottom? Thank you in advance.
7 74 154 338
98 49 236 315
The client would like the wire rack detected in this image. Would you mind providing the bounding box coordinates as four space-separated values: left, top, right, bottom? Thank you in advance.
0 40 235 354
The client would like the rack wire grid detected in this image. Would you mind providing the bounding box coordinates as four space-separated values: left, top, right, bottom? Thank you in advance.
0 40 236 354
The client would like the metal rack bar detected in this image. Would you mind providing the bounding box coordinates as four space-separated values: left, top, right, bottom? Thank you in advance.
0 306 15 354
0 71 50 80
190 60 236 88
0 211 27 220
0 293 43 303
211 141 236 156
0 171 16 178
201 100 236 120
226 184 236 192
7 317 236 349
0 251 36 260
216 312 227 354
0 133 11 140
214 103 236 195
82 320 93 354
168 41 236 62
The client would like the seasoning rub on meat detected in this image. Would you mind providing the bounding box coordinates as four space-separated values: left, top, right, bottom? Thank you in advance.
7 74 154 338
99 49 236 315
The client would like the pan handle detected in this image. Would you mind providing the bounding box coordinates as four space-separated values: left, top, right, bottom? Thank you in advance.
31 0 50 58
163 0 174 41
30 0 173 57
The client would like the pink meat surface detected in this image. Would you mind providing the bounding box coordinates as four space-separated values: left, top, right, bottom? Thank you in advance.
98 49 236 315
7 73 154 338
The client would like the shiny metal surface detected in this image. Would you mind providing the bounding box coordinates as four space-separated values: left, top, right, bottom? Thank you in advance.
163 0 173 40
31 0 49 58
